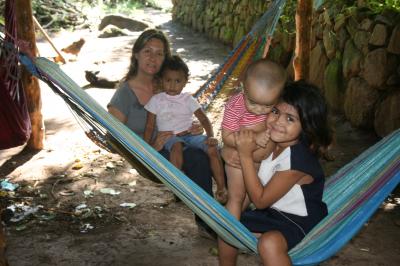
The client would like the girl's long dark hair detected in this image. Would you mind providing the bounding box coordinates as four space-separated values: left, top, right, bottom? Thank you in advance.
124 29 171 81
282 80 333 157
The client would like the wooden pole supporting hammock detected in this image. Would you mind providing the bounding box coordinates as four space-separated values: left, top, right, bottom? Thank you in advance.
15 0 44 150
294 0 313 81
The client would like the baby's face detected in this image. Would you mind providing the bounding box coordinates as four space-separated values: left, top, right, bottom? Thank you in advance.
243 78 281 115
162 69 187 96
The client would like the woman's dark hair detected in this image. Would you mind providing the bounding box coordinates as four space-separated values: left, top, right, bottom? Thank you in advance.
281 80 333 157
160 55 190 80
124 29 171 80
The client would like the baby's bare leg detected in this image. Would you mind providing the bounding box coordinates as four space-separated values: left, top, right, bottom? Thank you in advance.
225 165 246 219
170 142 183 170
208 146 228 204
207 146 225 190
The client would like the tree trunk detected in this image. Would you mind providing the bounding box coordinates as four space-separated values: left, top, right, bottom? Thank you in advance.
15 0 44 150
293 0 312 81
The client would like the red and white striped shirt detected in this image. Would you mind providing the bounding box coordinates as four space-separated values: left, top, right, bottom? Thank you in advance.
221 92 267 132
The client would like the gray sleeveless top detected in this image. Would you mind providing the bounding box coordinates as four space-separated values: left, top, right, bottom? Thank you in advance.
107 81 149 138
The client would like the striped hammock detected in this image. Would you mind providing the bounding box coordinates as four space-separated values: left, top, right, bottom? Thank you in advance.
20 56 400 266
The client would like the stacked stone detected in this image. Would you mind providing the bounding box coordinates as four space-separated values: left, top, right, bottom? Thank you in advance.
172 0 271 45
310 7 400 137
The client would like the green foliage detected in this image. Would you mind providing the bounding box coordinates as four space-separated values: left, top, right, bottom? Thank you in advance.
322 0 400 13
367 0 400 12
279 0 297 34
278 0 399 34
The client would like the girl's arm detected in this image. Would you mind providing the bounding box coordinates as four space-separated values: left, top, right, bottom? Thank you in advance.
235 129 307 209
194 109 214 137
221 132 274 167
144 112 156 144
252 140 276 162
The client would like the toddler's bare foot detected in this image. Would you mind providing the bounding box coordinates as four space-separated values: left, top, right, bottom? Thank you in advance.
215 188 228 205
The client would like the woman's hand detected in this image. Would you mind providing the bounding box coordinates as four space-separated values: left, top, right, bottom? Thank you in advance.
221 146 241 169
151 131 173 151
235 129 257 157
188 121 204 135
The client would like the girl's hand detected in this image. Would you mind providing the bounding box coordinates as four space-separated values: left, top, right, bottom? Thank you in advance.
188 121 204 135
235 129 257 157
255 129 271 148
206 137 219 146
151 131 173 151
221 147 241 169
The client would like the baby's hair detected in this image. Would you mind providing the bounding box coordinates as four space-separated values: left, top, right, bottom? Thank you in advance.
161 55 190 80
244 58 287 90
281 80 333 158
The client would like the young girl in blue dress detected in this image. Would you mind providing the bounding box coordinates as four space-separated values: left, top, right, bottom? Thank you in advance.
218 80 333 266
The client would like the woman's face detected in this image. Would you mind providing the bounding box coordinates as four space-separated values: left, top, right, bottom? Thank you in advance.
135 38 166 76
266 102 302 147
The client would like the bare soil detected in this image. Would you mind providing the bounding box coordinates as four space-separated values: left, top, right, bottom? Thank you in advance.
1 5 399 266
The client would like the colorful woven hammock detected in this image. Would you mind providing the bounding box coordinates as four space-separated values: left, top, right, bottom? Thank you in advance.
0 0 31 149
20 56 400 266
194 0 286 110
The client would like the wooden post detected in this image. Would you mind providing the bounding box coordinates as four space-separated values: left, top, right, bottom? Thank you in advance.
293 0 313 81
15 0 44 150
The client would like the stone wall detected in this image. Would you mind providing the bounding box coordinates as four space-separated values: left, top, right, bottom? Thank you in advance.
172 0 400 137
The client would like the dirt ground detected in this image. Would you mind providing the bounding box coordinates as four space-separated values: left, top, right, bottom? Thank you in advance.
1 5 399 266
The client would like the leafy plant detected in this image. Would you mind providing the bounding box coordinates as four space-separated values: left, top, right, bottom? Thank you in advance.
367 0 400 12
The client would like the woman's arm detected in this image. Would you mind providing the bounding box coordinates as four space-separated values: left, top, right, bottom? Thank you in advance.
144 112 156 143
235 129 306 209
108 106 127 124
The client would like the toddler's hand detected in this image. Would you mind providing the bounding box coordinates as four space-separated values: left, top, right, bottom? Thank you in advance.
189 121 204 135
235 129 257 156
255 129 271 148
206 137 219 146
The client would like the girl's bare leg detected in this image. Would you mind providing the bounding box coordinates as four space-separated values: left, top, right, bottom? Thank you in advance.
258 231 291 266
218 237 238 266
